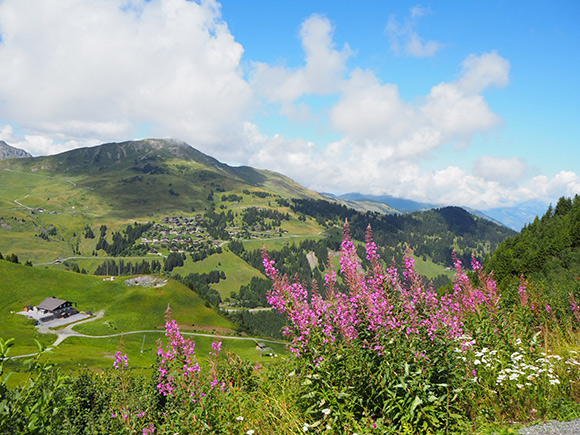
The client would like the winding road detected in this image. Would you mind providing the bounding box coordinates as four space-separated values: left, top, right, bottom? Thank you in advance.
8 310 286 360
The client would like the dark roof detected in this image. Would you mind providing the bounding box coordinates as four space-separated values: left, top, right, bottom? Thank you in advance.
37 297 69 311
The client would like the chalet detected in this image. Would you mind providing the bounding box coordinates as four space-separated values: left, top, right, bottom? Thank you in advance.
36 296 77 321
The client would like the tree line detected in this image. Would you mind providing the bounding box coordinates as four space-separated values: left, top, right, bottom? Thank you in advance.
486 195 580 316
289 199 515 267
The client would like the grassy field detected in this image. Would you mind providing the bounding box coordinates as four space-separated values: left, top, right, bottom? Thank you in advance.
411 253 456 280
178 251 265 299
0 260 236 356
3 328 289 387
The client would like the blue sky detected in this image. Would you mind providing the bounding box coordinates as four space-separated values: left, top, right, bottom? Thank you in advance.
0 0 578 209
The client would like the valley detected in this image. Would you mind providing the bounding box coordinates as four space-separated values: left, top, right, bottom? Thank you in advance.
2 139 578 433
0 140 514 366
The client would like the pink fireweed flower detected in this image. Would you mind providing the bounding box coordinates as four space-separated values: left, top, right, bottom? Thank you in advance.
142 424 155 435
262 221 504 368
113 350 128 370
570 292 580 323
470 254 482 271
211 340 222 355
518 275 529 307
156 306 202 397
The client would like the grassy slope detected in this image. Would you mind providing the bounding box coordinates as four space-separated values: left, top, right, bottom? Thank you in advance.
0 260 234 356
177 251 265 299
411 254 456 280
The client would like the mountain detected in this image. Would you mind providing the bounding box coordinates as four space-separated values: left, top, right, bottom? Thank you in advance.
0 138 324 217
289 199 517 267
0 137 517 276
321 193 399 214
481 200 550 231
0 141 32 159
337 192 436 213
334 192 544 232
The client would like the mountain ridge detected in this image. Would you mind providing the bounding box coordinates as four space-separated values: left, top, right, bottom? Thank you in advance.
0 138 541 230
0 140 32 160
0 138 324 217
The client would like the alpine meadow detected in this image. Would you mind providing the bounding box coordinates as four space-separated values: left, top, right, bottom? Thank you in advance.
1 1 580 434
0 139 579 434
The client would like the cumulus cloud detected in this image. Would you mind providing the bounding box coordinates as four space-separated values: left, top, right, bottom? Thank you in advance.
458 51 511 94
473 156 529 184
250 14 351 104
386 6 442 57
245 25 577 210
328 51 510 162
0 3 576 211
0 0 254 154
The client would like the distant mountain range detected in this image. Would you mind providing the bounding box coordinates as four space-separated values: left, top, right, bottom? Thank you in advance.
0 140 32 159
335 192 435 213
331 193 547 232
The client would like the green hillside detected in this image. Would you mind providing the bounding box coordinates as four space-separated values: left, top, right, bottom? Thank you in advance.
0 139 326 264
0 259 234 356
0 139 323 218
486 195 580 315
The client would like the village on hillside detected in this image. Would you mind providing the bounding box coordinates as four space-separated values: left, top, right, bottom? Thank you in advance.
139 211 288 255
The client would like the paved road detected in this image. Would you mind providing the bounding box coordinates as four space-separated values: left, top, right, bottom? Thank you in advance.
519 419 580 435
7 310 286 359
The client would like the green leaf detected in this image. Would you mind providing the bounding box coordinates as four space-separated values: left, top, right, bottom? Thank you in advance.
410 396 423 413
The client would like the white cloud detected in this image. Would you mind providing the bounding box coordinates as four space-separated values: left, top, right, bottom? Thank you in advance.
386 6 442 58
458 51 510 94
0 0 254 153
250 14 351 104
9 134 100 156
328 51 510 162
0 4 576 211
473 156 529 184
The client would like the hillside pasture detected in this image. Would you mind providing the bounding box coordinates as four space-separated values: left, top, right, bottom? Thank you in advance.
0 260 235 356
